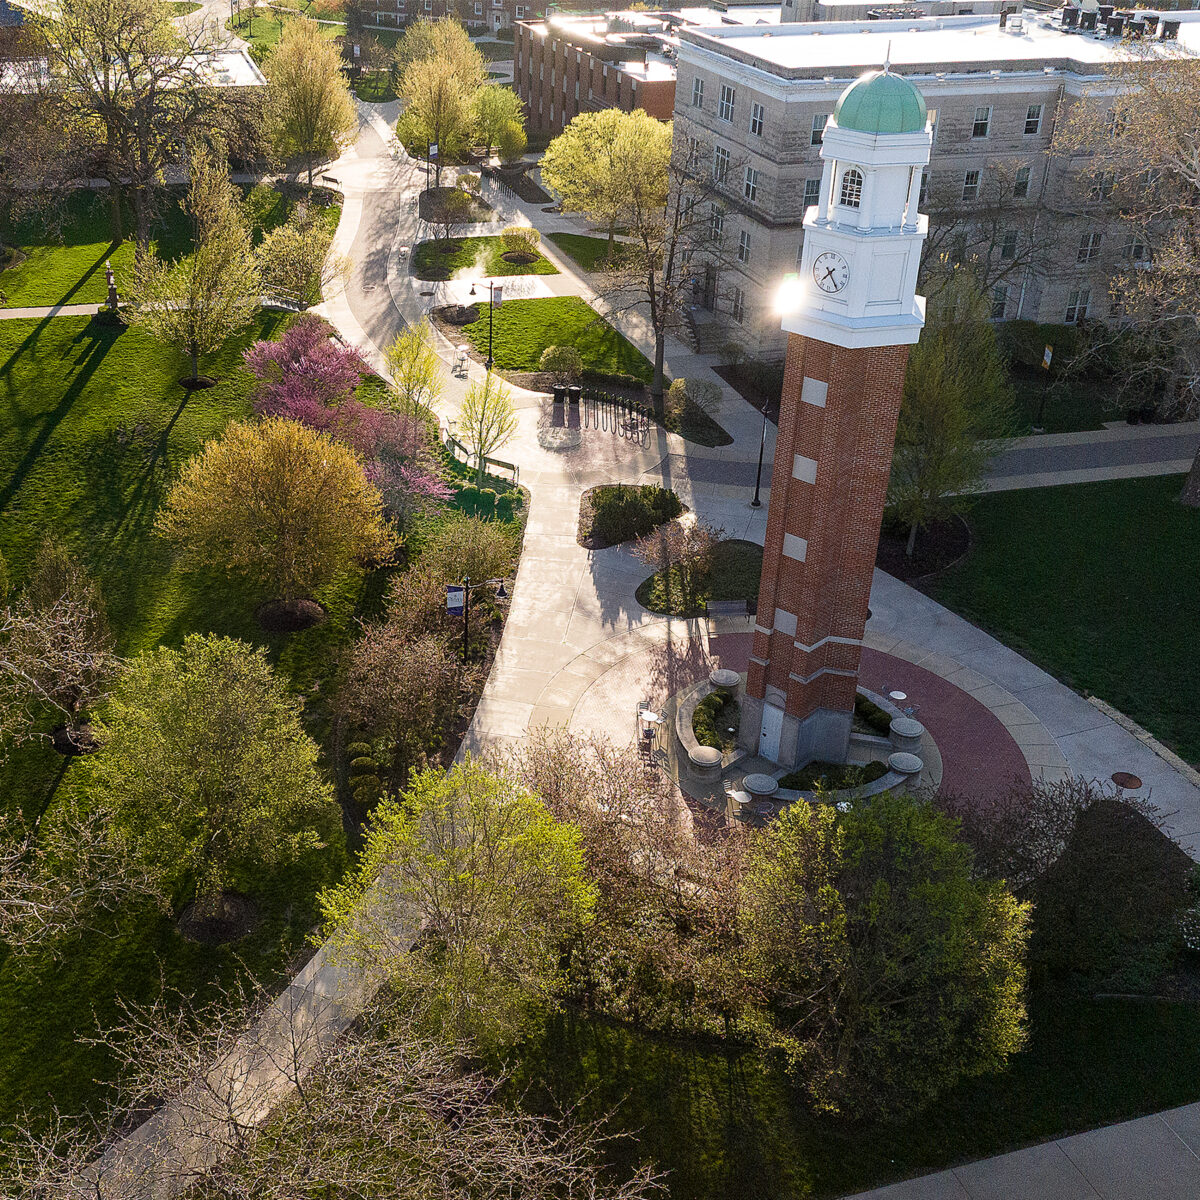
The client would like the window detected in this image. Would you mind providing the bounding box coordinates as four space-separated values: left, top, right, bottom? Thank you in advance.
919 167 929 205
962 169 980 202
1077 231 1101 263
743 166 760 202
839 167 863 208
692 77 704 108
1090 171 1115 201
731 286 745 324
1123 233 1147 262
1025 103 1043 135
1001 229 1018 260
686 135 700 167
718 83 736 122
474 2 482 11
750 101 764 137
991 285 1007 319
1064 287 1090 324
738 229 751 263
515 3 525 14
811 113 827 146
972 105 991 138
1014 166 1031 199
713 144 729 183
710 204 725 239
803 177 821 207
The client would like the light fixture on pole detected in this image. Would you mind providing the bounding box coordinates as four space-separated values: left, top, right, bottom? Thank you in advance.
750 405 769 508
468 280 501 370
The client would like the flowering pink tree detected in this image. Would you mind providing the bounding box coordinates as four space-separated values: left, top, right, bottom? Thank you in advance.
245 316 370 412
369 461 455 537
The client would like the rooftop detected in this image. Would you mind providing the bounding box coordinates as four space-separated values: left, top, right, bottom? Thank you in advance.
678 9 1200 77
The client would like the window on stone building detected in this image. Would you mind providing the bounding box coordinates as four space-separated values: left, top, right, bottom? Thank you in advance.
1014 165 1031 198
719 83 736 122
1123 232 1148 262
804 177 821 207
710 205 725 239
692 77 704 107
1025 103 1043 135
731 286 745 324
713 144 729 183
972 105 991 138
750 101 764 136
738 229 751 263
839 167 863 208
1064 287 1090 323
962 169 980 202
744 166 759 202
1077 230 1101 263
1001 228 1018 259
991 285 1007 319
811 113 827 145
686 135 700 167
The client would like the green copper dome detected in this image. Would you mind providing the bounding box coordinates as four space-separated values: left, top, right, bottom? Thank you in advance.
833 69 928 135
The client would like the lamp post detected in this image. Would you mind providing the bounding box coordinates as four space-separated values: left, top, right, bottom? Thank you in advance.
468 281 496 370
749 404 769 508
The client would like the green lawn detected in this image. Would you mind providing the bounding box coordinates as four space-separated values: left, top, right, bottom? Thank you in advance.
462 296 652 384
1010 368 1114 435
636 539 762 617
355 69 398 102
0 313 365 1131
412 236 559 282
168 0 202 13
930 475 1200 762
547 232 626 272
0 185 340 310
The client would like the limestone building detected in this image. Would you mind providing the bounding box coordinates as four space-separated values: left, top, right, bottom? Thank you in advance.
673 9 1200 359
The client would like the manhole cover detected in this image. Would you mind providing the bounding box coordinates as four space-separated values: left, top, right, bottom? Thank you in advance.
1111 771 1143 790
419 289 435 296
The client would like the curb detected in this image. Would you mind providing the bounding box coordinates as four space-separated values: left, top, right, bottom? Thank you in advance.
1087 696 1200 788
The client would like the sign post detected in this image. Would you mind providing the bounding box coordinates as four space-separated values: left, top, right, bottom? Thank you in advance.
1035 344 1054 431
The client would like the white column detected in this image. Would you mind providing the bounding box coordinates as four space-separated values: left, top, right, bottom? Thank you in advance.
903 165 922 231
819 158 836 225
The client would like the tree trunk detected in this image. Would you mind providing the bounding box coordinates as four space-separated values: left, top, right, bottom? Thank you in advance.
1181 447 1200 507
905 521 919 558
190 346 200 383
133 187 151 253
651 333 666 420
110 186 125 243
607 216 616 258
307 157 314 189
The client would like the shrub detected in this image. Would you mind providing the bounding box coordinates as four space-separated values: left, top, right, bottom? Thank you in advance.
458 173 481 194
854 692 893 736
346 741 373 759
495 493 516 520
779 759 889 792
539 344 583 384
350 756 377 775
585 484 682 547
497 119 526 163
501 225 540 255
422 511 518 584
693 691 739 752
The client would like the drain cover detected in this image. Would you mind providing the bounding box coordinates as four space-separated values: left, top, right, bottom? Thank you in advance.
1111 771 1143 790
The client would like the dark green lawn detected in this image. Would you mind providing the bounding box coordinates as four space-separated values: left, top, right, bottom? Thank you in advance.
0 185 340 310
462 296 652 384
412 236 558 281
355 70 398 102
929 475 1200 762
1010 368 1115 435
637 539 762 617
547 232 626 272
0 313 360 1131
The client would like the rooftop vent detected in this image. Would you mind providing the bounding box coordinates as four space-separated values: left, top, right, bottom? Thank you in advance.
1080 9 1097 30
1105 13 1124 34
1161 16 1180 38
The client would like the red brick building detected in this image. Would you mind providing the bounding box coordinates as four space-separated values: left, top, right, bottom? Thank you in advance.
515 11 677 135
367 0 542 35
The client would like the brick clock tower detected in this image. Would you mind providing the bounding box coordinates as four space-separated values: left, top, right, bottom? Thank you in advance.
743 68 933 768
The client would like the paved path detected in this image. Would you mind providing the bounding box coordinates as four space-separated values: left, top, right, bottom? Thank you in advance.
0 303 101 319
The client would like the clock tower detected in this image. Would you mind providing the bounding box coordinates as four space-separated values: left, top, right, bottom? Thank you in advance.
742 67 933 769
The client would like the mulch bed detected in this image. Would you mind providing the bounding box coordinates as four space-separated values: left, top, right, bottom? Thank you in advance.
875 515 971 583
256 598 328 632
177 892 260 944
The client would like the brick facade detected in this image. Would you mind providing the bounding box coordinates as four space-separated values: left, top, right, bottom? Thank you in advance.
367 0 539 35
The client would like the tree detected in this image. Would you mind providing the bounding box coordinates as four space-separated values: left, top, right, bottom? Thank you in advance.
423 184 474 242
666 377 721 427
29 0 263 246
539 344 583 385
256 205 344 307
126 147 261 385
156 417 393 619
472 83 524 159
459 372 517 484
741 792 1029 1120
396 55 474 186
632 517 720 612
1054 50 1200 504
496 118 527 165
887 268 1015 555
338 627 479 783
0 806 165 956
266 16 358 187
384 320 443 456
393 15 485 91
320 759 595 1046
0 539 116 754
421 510 518 585
89 634 338 913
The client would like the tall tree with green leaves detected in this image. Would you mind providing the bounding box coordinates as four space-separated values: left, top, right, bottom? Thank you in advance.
384 321 443 454
266 16 358 187
90 634 340 914
396 55 474 185
459 372 517 485
126 147 261 384
472 84 524 160
321 759 595 1047
393 15 485 90
887 268 1016 555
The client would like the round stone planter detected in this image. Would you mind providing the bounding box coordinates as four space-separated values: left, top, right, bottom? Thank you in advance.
888 717 925 755
888 751 924 782
688 744 723 782
709 667 740 695
743 772 779 800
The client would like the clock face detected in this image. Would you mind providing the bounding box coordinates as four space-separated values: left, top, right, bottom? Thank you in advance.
812 251 850 295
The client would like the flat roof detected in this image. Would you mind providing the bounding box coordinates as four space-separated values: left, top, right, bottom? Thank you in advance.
621 55 678 79
1 48 266 90
679 10 1200 76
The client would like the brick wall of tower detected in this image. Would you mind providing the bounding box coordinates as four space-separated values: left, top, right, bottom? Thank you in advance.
747 332 910 728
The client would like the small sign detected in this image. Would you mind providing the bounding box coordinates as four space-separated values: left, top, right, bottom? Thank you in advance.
1042 344 1053 370
491 285 503 307
446 584 465 616
429 142 439 157
352 42 360 57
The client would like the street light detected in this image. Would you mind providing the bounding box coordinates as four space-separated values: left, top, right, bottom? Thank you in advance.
468 281 498 370
750 404 769 509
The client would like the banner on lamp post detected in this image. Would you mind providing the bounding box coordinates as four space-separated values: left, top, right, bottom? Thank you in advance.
446 584 465 616
429 142 438 157
491 285 503 307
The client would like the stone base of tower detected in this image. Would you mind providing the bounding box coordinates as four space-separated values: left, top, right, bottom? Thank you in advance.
740 693 851 770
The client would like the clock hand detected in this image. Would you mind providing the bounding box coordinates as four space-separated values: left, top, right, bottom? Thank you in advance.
822 267 836 284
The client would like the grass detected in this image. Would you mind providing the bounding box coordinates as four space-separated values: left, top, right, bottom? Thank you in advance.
0 312 374 1132
168 0 202 13
461 296 653 385
928 475 1200 763
637 539 762 618
355 70 398 102
474 39 516 60
1010 367 1114 434
0 185 340 310
547 232 625 272
412 236 559 282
